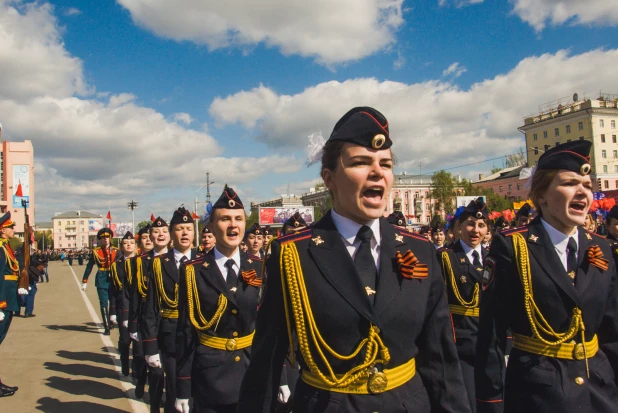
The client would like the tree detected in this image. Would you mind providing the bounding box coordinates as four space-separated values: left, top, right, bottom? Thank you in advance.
136 220 151 231
430 170 457 215
246 210 259 228
313 196 333 222
35 230 53 250
505 148 526 168
490 166 502 174
460 179 513 212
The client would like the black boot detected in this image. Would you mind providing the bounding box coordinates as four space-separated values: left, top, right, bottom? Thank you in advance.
100 307 111 335
119 343 130 376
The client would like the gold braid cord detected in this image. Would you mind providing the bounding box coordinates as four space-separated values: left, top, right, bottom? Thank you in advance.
280 242 390 389
111 262 122 291
153 257 178 309
512 232 589 374
441 251 479 308
125 257 133 287
136 257 148 298
0 241 19 274
185 265 228 331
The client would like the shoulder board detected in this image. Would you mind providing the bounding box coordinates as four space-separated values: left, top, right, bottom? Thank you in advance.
502 226 528 236
93 247 101 251
278 228 313 244
183 256 206 266
138 251 150 258
396 229 431 243
437 246 450 253
586 230 605 239
111 246 119 250
247 255 263 262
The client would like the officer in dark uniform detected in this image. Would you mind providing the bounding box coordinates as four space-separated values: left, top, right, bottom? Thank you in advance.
514 203 533 228
198 226 216 254
0 212 21 397
142 207 198 413
82 227 119 335
244 223 264 259
175 186 264 413
109 231 137 376
493 217 509 235
604 206 618 245
238 107 470 413
281 212 307 235
437 198 490 412
431 222 447 250
386 211 406 229
475 140 618 413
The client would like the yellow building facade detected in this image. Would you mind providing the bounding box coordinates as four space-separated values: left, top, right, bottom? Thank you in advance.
520 94 618 192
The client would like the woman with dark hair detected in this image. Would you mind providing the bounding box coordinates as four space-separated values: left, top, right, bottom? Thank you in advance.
238 107 470 413
475 140 618 413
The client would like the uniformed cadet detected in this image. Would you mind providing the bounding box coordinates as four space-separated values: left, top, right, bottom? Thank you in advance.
281 211 307 235
438 198 490 412
143 207 198 413
198 226 216 254
238 107 470 413
493 217 509 235
0 212 21 397
604 206 618 245
82 227 119 335
475 140 618 413
386 211 406 229
244 223 264 259
431 222 447 249
514 203 533 228
109 231 137 376
175 186 264 413
263 225 274 248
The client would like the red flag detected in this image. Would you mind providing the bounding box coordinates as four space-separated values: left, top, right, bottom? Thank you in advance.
191 211 199 219
150 213 156 222
106 209 112 221
15 181 23 197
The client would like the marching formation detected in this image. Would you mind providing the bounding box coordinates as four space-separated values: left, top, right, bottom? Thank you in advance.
1 106 617 413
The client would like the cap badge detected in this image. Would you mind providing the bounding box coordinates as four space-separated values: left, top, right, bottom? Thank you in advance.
372 134 386 149
182 216 188 222
294 221 299 227
228 200 236 208
397 219 403 225
157 221 162 227
256 230 260 235
580 163 591 176
476 212 483 219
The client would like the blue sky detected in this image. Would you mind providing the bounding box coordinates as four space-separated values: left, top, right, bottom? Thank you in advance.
1 0 618 223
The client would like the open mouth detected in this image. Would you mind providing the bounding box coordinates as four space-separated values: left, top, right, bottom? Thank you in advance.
569 200 587 213
362 186 385 205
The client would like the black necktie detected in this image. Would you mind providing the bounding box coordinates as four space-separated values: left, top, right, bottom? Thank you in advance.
472 250 482 270
355 226 377 305
225 259 238 293
567 237 577 283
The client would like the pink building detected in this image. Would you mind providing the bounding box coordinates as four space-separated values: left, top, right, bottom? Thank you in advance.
472 166 529 201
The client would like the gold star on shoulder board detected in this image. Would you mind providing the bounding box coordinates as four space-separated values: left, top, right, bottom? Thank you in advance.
460 258 466 264
585 232 592 240
529 234 538 243
365 286 376 296
247 259 253 264
312 236 324 246
395 234 404 243
202 262 209 268
460 275 467 284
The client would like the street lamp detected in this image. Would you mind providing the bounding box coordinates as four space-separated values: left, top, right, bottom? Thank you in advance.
127 200 138 234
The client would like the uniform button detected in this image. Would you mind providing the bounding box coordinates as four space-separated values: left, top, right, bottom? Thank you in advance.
233 332 239 337
235 356 241 362
575 377 584 385
231 309 238 314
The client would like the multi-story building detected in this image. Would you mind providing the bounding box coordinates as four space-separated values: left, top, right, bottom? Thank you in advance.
250 195 304 214
0 125 35 239
472 166 529 201
52 210 103 250
520 93 618 192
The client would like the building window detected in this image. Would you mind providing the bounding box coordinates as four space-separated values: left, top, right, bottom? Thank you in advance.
614 150 617 158
543 131 548 138
59 244 62 248
555 142 560 147
80 220 84 225
605 180 609 189
499 186 503 193
533 133 538 141
554 128 559 136
425 191 429 198
579 136 584 140
603 165 608 173
615 165 618 173
566 125 571 134
601 134 606 143
517 183 521 190
59 236 62 240
534 147 539 155
602 150 607 158
544 144 550 152
578 121 584 130
600 119 605 128
612 120 616 128
508 184 512 192
615 180 618 189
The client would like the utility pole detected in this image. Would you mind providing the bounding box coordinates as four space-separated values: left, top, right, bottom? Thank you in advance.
206 172 214 203
195 172 215 247
127 200 138 234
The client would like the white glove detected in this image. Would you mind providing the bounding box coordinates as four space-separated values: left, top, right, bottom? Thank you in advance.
28 286 32 291
0 311 4 322
175 398 190 413
122 320 128 328
277 385 291 403
81 283 87 291
146 354 162 368
129 332 139 341
110 315 117 324
18 288 28 295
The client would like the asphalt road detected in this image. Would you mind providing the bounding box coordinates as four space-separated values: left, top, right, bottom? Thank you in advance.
0 260 150 413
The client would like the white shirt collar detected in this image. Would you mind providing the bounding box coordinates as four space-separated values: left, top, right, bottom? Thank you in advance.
541 218 578 255
214 246 241 271
331 208 381 246
173 249 192 268
459 239 483 264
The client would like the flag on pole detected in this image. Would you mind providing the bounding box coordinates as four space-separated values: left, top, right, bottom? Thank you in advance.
106 209 112 221
150 213 156 222
192 211 199 219
15 180 23 197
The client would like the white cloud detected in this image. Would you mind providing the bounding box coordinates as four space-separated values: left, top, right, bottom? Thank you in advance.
173 112 194 125
63 7 81 16
438 0 483 7
209 48 618 174
116 0 404 65
511 0 618 31
393 51 406 70
442 62 467 78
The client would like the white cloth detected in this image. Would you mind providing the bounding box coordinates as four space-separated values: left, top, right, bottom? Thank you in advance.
175 398 190 413
0 311 4 322
129 332 139 341
541 219 579 271
122 320 128 328
330 208 381 270
146 353 161 368
81 283 87 291
278 385 291 403
173 249 192 269
214 247 240 282
18 287 28 295
459 240 484 266
109 315 117 324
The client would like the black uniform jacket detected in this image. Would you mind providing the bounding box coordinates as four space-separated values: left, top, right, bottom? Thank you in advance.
475 217 618 413
237 211 471 413
142 248 198 356
175 249 263 405
109 255 130 319
128 250 154 335
439 241 488 357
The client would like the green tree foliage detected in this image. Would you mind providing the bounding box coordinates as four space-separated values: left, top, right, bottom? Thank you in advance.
505 148 526 168
136 220 152 231
430 170 456 214
34 230 53 250
313 196 333 222
246 210 259 228
460 178 513 212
